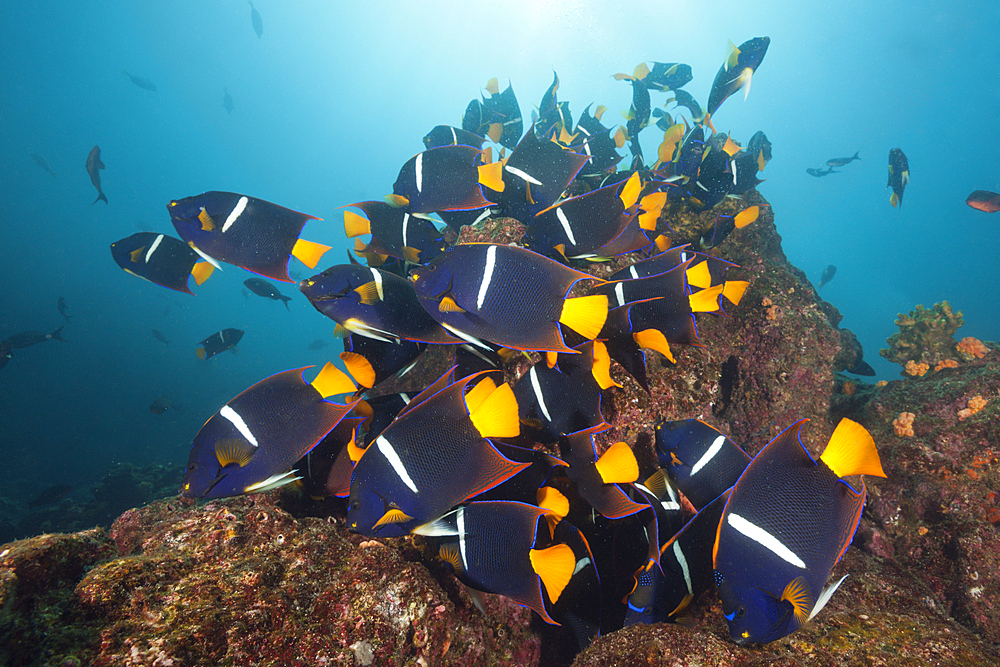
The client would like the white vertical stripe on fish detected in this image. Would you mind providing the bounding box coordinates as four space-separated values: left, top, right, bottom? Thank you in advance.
222 196 249 233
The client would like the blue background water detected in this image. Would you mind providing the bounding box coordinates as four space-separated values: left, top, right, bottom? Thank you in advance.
2 1 998 511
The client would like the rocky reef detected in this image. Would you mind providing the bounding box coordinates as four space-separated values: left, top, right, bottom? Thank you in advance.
2 193 998 666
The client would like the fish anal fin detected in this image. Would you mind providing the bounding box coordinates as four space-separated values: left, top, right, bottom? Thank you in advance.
780 575 814 629
594 441 639 484
339 351 376 389
559 294 608 340
821 418 886 478
633 329 675 363
293 238 332 269
344 211 372 238
530 543 575 604
311 361 357 398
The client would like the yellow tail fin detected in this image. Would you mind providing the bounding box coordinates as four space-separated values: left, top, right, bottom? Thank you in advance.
537 486 570 520
686 261 713 289
339 351 376 389
591 341 620 389
292 238 332 269
559 294 608 340
190 261 214 286
689 284 724 312
311 361 357 398
464 376 497 414
530 543 575 603
478 160 505 193
468 381 520 438
619 172 642 208
722 280 748 306
343 211 371 238
633 329 675 363
485 77 499 95
821 418 886 478
196 346 207 360
594 441 639 484
734 205 759 229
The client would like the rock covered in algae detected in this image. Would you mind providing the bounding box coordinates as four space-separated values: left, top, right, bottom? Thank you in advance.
880 301 965 372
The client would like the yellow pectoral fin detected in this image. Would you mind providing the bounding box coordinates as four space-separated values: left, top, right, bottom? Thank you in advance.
438 543 464 572
559 294 608 340
215 437 256 467
734 205 759 229
340 351 376 389
344 211 372 238
439 295 466 313
190 261 215 285
402 246 422 264
311 361 357 397
373 508 414 529
781 576 814 629
198 208 216 231
633 329 675 363
292 238 332 269
196 346 207 360
537 486 570 520
130 247 146 263
643 469 668 499
722 280 748 306
468 381 520 438
386 194 410 208
478 160 505 193
594 441 639 484
529 543 575 604
668 593 695 619
685 261 713 289
353 280 384 305
689 284 724 312
821 418 886 478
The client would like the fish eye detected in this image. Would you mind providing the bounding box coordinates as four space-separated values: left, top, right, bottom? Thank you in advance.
736 605 747 618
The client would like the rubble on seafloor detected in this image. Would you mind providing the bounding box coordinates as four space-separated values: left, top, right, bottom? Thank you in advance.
2 192 998 666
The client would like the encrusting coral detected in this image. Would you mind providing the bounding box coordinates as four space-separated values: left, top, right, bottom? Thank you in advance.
880 301 965 373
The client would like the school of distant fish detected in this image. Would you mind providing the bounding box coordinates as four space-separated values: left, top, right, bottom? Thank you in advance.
65 34 900 651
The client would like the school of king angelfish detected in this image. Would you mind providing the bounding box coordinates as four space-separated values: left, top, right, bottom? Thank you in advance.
109 36 889 650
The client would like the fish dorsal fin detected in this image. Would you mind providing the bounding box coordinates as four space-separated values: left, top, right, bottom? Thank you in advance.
468 380 520 438
339 351 376 389
591 340 620 389
722 280 748 306
311 361 357 398
633 329 675 363
537 486 570 519
530 543 575 603
343 210 371 238
820 418 886 478
779 575 814 629
478 160 505 193
373 508 414 529
685 260 713 289
559 294 609 340
688 284 724 312
619 172 642 208
594 441 639 484
725 39 741 70
808 574 848 622
190 261 214 285
734 205 759 228
215 437 256 467
353 280 384 305
292 238 332 269
198 208 216 231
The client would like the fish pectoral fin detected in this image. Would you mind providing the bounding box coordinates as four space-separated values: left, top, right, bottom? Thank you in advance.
215 437 257 467
373 508 414 529
467 380 520 438
642 469 668 499
339 351 376 389
402 246 422 264
820 418 886 478
530 543 576 604
311 361 357 398
198 208 216 231
808 574 848 622
196 346 207 360
594 441 639 484
292 238 332 269
244 471 301 494
386 194 409 208
633 329 675 363
437 543 464 572
779 576 814 629
190 261 215 286
439 295 466 313
559 294 609 340
353 280 384 305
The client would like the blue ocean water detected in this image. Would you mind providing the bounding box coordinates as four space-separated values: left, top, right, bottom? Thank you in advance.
1 1 997 519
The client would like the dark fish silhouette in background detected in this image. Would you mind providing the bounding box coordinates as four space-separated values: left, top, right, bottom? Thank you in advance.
86 146 107 204
28 484 73 508
150 396 176 415
152 329 170 345
244 277 292 310
223 87 234 114
122 70 157 91
57 297 72 323
806 167 836 177
826 152 859 167
0 340 12 371
965 190 1000 213
196 328 244 360
818 265 837 289
6 327 66 349
307 339 328 351
249 1 263 38
887 148 909 208
31 152 58 176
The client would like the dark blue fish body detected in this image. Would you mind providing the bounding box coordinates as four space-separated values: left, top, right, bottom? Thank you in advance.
423 125 486 150
6 327 66 349
747 130 772 169
654 419 749 510
344 201 446 264
728 152 764 195
111 232 214 295
625 78 651 143
826 152 859 167
670 89 704 122
296 416 365 499
391 145 498 213
196 328 244 360
527 177 632 259
714 419 885 644
31 152 57 176
57 297 71 323
299 264 460 344
682 147 733 212
180 364 357 498
646 62 693 91
806 166 837 177
491 82 523 149
122 70 156 91
887 148 909 207
672 125 706 180
168 191 328 283
572 105 624 177
409 243 608 353
499 126 590 214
